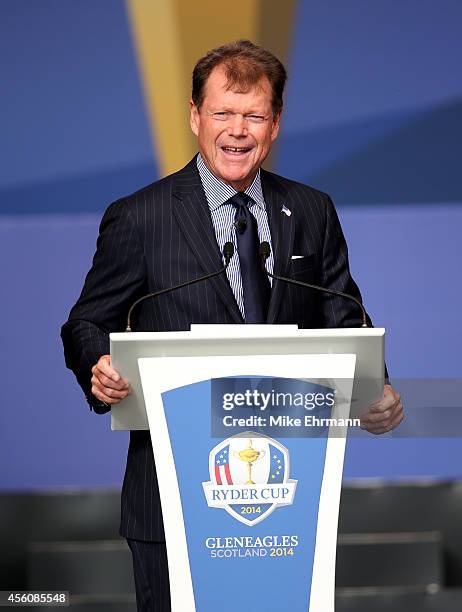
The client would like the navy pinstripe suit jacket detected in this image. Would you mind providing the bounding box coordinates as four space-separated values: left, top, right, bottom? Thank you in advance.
61 156 370 541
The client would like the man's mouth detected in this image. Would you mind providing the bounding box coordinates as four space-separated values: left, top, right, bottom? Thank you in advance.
221 146 252 155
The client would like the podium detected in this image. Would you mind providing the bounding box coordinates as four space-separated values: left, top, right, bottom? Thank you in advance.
110 325 384 612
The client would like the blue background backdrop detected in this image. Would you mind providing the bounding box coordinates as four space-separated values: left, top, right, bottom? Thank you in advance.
1 0 461 489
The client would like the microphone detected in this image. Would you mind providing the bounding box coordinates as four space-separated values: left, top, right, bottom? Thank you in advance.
259 242 369 327
234 219 247 234
125 242 235 332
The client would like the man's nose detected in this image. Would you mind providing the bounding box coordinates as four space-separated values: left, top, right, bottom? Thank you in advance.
227 114 248 136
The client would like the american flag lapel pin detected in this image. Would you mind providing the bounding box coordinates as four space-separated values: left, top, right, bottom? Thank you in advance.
281 204 292 217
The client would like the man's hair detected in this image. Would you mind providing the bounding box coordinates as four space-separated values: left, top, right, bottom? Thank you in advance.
192 40 287 116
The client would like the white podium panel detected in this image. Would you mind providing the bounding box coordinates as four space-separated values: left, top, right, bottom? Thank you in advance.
109 325 386 612
139 352 356 612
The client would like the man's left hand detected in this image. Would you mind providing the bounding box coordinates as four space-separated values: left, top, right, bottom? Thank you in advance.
360 384 404 434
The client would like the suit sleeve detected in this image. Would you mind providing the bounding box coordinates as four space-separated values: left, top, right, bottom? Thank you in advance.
319 195 389 379
61 198 147 410
318 194 372 328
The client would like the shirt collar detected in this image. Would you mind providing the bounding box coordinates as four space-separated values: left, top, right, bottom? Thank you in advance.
197 153 265 211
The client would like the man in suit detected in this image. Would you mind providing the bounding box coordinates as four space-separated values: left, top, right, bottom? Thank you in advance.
62 40 403 611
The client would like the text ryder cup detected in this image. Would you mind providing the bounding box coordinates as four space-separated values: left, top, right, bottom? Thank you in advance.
203 482 297 505
222 415 361 427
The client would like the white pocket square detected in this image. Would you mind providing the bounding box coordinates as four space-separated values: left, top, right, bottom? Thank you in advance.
291 255 304 260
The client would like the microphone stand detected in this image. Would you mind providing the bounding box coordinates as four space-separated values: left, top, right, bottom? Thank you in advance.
258 242 369 328
126 242 235 331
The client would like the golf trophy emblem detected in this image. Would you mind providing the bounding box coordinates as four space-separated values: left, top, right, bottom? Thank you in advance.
202 431 297 526
234 438 266 484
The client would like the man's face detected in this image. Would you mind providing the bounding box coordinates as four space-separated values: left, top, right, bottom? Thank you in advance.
190 65 281 191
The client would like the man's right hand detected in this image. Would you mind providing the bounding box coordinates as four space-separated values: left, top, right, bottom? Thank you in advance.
91 354 130 405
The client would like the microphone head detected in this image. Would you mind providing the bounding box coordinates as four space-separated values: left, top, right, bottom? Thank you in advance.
259 241 271 261
223 241 234 264
235 219 247 234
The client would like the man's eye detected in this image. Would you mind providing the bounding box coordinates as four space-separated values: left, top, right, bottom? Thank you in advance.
213 112 231 120
247 115 266 123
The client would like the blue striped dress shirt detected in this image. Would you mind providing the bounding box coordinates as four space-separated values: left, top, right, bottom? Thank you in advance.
196 154 274 318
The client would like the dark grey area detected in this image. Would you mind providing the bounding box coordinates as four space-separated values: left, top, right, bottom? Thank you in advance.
36 596 136 612
27 541 134 595
338 480 462 585
336 532 442 588
336 587 462 612
0 491 121 590
3 484 462 609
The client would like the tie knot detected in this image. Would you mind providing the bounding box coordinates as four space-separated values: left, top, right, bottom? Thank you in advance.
229 192 252 209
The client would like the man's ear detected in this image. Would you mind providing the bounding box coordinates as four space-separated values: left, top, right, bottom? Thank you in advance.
270 111 282 142
189 100 200 137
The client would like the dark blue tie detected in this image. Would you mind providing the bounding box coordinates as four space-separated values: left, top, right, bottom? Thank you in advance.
229 192 271 323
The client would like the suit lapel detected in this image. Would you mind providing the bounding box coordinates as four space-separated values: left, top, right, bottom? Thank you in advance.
262 170 295 323
172 159 243 323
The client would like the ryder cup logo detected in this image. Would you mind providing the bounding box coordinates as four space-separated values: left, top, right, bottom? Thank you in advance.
202 431 297 526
